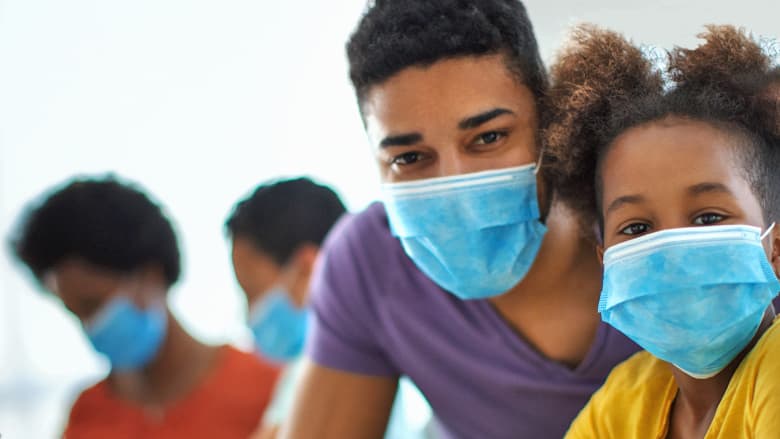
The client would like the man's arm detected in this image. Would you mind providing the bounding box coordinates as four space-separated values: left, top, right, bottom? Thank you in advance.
279 360 398 439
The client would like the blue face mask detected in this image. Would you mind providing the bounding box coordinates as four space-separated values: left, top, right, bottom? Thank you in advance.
86 296 168 372
382 164 547 300
249 288 309 364
600 224 780 379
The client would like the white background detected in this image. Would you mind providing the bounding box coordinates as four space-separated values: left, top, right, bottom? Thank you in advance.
1 1 778 437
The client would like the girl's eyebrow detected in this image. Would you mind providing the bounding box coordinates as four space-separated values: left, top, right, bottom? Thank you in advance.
606 182 734 215
687 182 734 197
606 194 645 215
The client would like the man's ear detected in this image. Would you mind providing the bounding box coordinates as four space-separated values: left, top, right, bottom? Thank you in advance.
291 244 319 277
286 244 320 307
137 264 168 303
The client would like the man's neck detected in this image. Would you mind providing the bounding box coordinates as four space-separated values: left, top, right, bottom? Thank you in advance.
488 200 603 367
498 200 601 305
108 311 218 407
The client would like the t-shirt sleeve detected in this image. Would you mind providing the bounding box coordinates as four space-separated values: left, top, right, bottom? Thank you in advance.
62 382 111 439
305 212 400 377
62 392 89 439
564 386 606 439
565 352 663 439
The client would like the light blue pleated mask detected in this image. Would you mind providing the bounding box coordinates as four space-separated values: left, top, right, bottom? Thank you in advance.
600 224 780 379
86 296 168 372
249 288 309 364
382 164 547 300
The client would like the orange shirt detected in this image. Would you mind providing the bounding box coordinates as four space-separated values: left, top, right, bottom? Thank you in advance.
63 346 280 439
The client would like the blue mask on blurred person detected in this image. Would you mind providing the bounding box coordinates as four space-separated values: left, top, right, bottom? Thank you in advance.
249 288 309 363
600 224 779 379
382 164 547 300
86 296 168 372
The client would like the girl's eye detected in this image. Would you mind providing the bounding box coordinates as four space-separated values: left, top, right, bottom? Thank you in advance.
473 131 506 145
693 213 725 225
391 151 424 166
619 223 650 236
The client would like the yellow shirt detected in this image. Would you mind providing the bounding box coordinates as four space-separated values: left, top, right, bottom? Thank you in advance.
566 317 780 439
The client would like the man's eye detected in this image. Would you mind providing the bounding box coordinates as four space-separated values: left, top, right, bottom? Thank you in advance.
473 131 505 145
620 223 650 236
391 151 423 166
693 213 725 225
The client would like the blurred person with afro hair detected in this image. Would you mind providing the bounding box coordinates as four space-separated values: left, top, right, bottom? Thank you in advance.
10 175 280 439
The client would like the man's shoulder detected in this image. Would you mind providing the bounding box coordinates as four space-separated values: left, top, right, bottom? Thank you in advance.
322 202 404 268
215 345 281 387
66 378 120 429
69 378 110 409
330 202 392 246
187 346 280 420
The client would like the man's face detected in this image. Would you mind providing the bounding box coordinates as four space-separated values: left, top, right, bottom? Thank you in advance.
230 236 282 306
44 258 162 323
362 54 539 183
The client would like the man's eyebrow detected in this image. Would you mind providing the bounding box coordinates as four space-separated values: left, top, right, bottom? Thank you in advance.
379 133 423 148
605 194 645 215
687 182 735 197
458 108 515 130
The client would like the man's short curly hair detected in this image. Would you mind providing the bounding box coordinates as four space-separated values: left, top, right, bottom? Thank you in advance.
347 0 547 110
543 25 780 235
10 176 181 287
225 178 346 265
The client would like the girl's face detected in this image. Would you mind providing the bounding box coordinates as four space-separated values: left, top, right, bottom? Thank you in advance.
599 117 768 250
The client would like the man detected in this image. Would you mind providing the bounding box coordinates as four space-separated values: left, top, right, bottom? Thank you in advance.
226 178 346 438
227 177 433 439
10 176 280 439
281 1 639 438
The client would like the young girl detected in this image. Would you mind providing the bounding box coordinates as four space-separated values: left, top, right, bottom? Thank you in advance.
542 25 780 438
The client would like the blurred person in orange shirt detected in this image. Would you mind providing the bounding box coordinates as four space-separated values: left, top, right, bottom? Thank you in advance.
9 175 280 439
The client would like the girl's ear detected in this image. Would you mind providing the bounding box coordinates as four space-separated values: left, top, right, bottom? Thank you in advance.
596 245 605 267
771 225 780 278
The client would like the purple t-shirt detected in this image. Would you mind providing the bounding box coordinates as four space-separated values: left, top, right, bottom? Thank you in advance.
307 202 640 439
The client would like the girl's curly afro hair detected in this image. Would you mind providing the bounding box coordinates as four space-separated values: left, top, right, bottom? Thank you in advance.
542 24 780 236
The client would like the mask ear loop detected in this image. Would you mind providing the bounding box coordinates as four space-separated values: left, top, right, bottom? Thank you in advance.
533 145 555 225
761 222 776 240
533 145 545 176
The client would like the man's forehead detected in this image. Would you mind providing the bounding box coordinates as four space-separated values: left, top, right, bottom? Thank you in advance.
41 259 128 292
363 55 521 111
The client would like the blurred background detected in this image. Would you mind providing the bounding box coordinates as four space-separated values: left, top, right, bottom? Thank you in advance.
1 0 777 437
